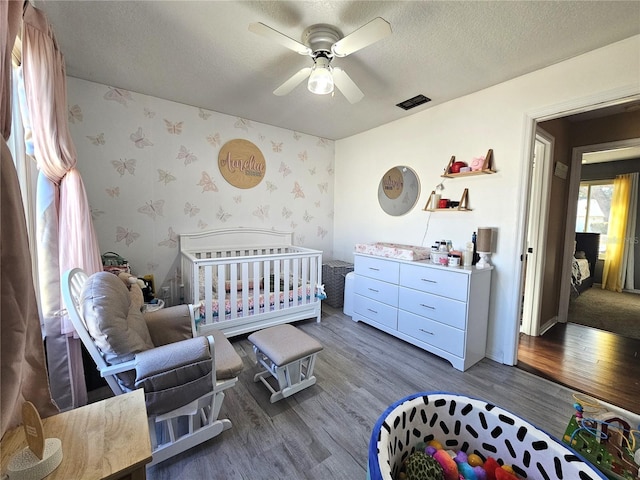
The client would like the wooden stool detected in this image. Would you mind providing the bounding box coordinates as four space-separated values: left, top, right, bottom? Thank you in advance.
248 324 323 403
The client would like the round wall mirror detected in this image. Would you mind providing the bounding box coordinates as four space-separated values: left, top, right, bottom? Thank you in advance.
378 166 420 216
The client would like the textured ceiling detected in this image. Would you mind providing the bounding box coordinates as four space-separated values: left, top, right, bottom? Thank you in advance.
34 1 640 140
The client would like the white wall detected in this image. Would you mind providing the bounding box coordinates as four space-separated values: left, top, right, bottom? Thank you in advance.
67 78 335 303
333 35 640 365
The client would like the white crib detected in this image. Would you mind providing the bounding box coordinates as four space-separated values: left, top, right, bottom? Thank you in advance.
180 228 323 338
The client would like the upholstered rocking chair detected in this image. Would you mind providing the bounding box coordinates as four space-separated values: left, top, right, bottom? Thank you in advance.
61 268 243 466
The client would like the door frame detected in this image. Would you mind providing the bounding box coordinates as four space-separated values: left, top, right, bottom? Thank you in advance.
557 136 640 322
508 87 640 365
521 129 554 336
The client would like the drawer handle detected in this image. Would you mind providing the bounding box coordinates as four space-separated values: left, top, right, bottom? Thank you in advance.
419 328 435 335
367 308 378 314
421 278 437 283
368 267 380 271
419 303 435 310
368 288 379 293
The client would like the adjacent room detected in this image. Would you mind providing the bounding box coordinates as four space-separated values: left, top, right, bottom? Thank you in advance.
2 1 640 479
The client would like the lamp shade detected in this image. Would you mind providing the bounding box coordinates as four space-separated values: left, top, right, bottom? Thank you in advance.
308 57 334 95
476 227 492 253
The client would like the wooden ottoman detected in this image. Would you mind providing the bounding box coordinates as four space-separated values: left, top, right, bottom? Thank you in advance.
248 324 323 403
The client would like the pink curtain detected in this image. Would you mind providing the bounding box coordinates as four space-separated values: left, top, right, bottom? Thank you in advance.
1 0 58 438
21 3 103 410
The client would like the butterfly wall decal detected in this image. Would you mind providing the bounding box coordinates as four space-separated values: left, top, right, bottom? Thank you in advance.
116 226 140 246
295 234 305 245
271 141 283 152
86 133 105 145
315 201 321 208
146 262 159 272
234 118 251 132
216 207 231 222
184 202 200 217
198 108 212 120
177 145 197 165
143 108 156 118
317 138 330 148
206 133 221 147
318 182 328 193
253 205 269 221
105 186 120 197
265 181 278 193
298 151 308 162
90 207 105 219
233 196 242 203
198 171 218 192
308 167 316 175
293 131 301 141
317 227 328 239
157 169 176 185
303 210 314 223
198 219 208 230
68 104 83 123
292 181 305 199
281 207 292 219
104 87 133 106
290 221 298 230
111 158 136 176
130 127 153 148
138 200 165 220
279 162 291 177
164 119 183 135
158 227 178 248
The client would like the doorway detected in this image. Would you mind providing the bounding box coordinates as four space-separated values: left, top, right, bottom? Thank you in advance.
516 99 640 410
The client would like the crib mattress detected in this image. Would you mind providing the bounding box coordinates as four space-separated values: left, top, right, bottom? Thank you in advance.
195 286 314 326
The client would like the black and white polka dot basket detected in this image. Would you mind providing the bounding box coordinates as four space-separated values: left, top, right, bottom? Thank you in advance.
367 392 607 480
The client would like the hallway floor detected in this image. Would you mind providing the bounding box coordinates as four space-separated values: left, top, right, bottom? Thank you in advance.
517 321 639 414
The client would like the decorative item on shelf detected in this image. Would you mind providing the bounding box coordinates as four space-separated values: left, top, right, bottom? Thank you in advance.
423 188 470 211
476 227 493 269
442 149 495 177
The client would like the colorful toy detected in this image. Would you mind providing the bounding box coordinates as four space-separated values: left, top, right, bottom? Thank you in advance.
563 400 640 480
403 451 444 480
432 449 458 480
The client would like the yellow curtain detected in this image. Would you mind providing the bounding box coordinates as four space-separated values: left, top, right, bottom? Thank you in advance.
602 174 633 292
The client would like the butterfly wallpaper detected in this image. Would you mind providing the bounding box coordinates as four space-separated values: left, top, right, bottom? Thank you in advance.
67 77 335 301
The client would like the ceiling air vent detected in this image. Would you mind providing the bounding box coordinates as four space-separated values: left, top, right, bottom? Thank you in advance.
396 94 431 110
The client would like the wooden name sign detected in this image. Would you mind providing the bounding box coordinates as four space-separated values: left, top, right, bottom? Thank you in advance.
218 139 266 189
382 167 404 199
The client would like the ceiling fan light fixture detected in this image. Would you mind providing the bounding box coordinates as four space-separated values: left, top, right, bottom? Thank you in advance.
308 56 334 95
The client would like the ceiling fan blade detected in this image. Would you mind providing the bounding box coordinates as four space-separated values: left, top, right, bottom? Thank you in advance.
331 17 391 57
273 67 312 96
332 67 364 104
249 22 312 55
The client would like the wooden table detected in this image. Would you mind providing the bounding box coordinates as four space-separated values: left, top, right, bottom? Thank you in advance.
1 389 152 480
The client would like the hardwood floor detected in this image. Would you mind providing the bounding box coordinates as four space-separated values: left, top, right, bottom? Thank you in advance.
517 321 640 415
146 306 608 479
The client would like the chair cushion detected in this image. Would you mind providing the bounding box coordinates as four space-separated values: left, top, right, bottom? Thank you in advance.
81 272 154 366
209 329 244 380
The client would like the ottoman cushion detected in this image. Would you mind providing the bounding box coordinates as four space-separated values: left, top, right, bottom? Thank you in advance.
248 324 323 366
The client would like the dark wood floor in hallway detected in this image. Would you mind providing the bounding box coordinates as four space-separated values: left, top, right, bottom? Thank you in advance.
517 321 640 415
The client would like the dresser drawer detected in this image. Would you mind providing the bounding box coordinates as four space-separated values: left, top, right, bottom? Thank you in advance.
355 255 400 283
354 275 398 307
400 263 468 301
399 287 466 329
354 294 398 329
398 310 464 357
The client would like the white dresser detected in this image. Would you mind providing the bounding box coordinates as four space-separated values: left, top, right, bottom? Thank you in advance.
352 253 492 371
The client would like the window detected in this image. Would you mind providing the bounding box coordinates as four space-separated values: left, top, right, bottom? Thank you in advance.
575 180 613 258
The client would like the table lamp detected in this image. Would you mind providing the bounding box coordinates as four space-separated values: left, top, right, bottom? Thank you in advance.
476 227 493 269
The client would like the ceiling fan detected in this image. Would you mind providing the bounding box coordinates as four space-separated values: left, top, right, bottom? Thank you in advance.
248 17 392 104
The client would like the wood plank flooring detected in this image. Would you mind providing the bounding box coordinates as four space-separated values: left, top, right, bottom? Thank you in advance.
145 306 603 480
517 322 640 415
